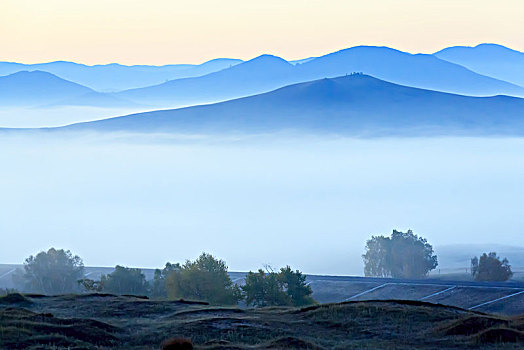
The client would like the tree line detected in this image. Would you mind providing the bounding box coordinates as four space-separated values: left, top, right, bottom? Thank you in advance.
8 230 514 304
13 250 314 307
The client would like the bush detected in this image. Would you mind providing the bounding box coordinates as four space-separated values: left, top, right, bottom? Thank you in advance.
79 266 150 295
243 269 290 307
165 253 241 305
278 266 315 306
242 266 315 307
100 266 149 295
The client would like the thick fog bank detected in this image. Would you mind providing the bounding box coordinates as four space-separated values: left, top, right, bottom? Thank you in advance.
1 134 523 275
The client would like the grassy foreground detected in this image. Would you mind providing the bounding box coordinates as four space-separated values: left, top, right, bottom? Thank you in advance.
0 293 523 349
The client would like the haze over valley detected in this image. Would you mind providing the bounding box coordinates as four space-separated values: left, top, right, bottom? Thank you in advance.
1 43 524 274
3 1 524 347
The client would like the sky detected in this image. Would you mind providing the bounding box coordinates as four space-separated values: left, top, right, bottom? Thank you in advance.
1 0 523 65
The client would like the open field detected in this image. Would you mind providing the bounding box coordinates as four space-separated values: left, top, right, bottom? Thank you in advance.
1 293 523 349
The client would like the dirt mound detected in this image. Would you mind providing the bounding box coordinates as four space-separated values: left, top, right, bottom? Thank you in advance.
0 307 121 349
475 327 524 344
440 315 508 336
262 336 325 349
0 293 33 306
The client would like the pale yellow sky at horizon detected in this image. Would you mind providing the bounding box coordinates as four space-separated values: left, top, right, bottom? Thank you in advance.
1 0 523 65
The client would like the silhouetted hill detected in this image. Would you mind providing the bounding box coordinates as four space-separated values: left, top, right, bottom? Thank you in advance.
0 71 93 106
435 43 524 87
0 71 140 108
117 46 524 107
299 46 523 96
61 74 524 136
118 55 296 106
47 91 142 108
0 58 243 91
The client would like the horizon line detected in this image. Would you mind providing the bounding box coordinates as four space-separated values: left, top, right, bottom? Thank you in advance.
1 42 517 67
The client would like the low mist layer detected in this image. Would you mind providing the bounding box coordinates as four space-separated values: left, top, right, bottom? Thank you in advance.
1 133 523 275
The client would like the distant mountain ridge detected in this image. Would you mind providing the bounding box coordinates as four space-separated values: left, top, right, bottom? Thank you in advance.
54 74 524 136
116 46 524 108
117 54 297 106
434 43 524 88
1 44 523 111
0 71 137 108
0 71 93 106
0 58 243 91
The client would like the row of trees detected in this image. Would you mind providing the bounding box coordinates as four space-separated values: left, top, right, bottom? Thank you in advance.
12 232 514 302
17 250 314 307
363 230 513 281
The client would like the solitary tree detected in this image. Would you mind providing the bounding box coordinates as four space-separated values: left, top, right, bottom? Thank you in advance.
19 248 84 294
363 230 438 279
471 252 513 281
165 253 241 305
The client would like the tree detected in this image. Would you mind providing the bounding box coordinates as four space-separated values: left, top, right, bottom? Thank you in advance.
471 252 513 281
165 253 241 305
99 266 149 295
363 230 438 279
278 266 315 307
362 235 390 277
242 269 290 307
18 248 84 294
242 266 315 307
151 262 181 298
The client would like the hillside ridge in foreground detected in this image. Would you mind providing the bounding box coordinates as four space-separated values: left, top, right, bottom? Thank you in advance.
1 293 523 349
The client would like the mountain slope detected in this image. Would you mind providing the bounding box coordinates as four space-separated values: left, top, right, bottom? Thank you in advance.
61 74 524 136
46 91 142 108
0 59 243 91
299 46 523 96
0 71 94 106
435 43 524 87
118 55 296 106
117 46 524 108
0 71 141 108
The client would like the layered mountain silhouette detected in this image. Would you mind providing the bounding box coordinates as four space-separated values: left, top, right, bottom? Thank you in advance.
0 71 136 108
0 71 93 106
59 74 524 136
117 55 297 106
2 45 522 111
0 58 243 91
298 46 523 95
435 43 524 88
117 46 524 107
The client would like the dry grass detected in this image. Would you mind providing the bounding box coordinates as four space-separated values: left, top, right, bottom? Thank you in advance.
0 293 522 349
